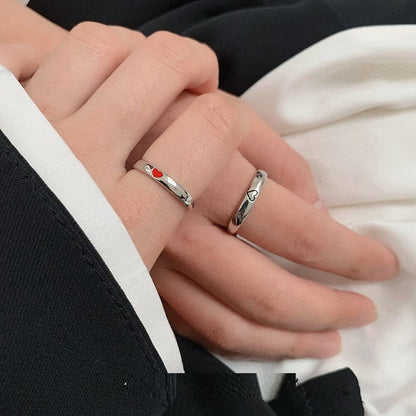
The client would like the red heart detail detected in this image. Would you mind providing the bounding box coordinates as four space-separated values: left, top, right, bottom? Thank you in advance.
152 168 163 178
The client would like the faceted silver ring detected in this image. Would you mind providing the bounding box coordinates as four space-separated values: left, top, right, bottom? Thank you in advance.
134 160 194 207
227 170 268 234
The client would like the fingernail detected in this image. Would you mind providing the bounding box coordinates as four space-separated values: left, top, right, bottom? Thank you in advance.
336 291 378 328
358 302 378 327
370 306 379 323
317 333 342 359
368 249 399 281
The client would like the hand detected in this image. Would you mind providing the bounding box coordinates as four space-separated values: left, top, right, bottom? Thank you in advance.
22 22 249 270
134 92 398 360
7 20 398 360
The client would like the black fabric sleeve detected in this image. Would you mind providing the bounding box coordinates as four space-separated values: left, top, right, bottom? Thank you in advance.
0 129 171 415
28 0 416 95
269 369 364 416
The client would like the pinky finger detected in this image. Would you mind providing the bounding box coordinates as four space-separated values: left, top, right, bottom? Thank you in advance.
152 266 342 360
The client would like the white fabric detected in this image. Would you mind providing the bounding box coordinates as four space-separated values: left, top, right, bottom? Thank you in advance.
220 25 416 415
0 65 184 373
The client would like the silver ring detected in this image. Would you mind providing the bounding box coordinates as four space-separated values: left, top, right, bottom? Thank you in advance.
134 160 194 207
227 170 267 234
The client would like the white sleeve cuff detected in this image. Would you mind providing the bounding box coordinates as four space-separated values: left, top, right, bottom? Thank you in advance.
0 64 183 373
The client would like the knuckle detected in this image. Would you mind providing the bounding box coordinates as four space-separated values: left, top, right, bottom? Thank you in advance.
148 31 194 77
205 323 240 355
196 41 219 78
165 228 202 262
289 157 314 189
292 153 313 178
285 342 304 359
195 92 240 143
245 290 289 327
292 213 326 265
281 154 314 192
203 43 219 70
69 21 123 61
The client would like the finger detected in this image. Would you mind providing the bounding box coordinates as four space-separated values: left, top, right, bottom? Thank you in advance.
109 92 248 269
0 0 65 64
153 265 342 360
74 31 219 162
125 91 196 169
0 43 40 81
25 22 144 120
237 100 320 204
198 151 398 281
127 90 320 204
160 300 256 360
164 215 378 331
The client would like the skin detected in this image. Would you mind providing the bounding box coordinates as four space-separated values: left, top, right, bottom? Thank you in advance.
0 5 399 359
0 0 66 78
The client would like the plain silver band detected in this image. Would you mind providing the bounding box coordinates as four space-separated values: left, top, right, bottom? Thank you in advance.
227 170 267 234
134 160 194 207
